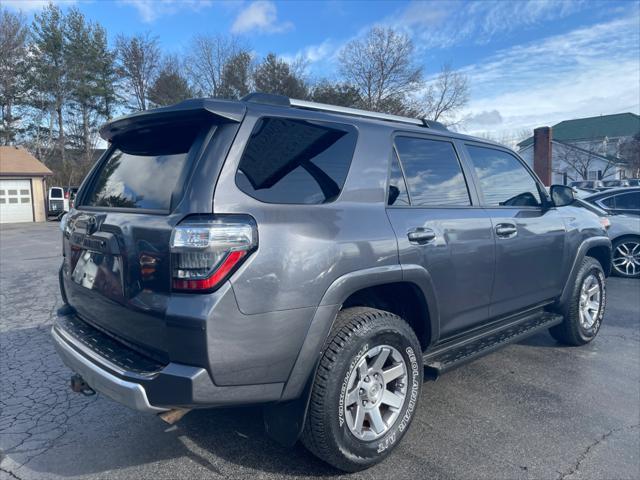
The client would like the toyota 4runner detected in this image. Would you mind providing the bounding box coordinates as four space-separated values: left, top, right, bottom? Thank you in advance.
53 93 612 471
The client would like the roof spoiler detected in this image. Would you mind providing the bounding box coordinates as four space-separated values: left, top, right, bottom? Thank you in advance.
99 98 246 142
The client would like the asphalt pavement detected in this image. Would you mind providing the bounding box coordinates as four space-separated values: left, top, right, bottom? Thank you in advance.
1 222 639 480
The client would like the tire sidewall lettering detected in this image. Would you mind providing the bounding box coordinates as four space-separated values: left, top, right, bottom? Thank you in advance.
376 346 420 454
339 343 369 428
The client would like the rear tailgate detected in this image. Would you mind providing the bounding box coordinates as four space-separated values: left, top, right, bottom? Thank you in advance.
60 99 245 361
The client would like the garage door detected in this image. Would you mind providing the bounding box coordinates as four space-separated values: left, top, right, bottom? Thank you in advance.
0 179 33 223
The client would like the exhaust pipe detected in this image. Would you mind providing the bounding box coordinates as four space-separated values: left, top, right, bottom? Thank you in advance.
158 408 191 425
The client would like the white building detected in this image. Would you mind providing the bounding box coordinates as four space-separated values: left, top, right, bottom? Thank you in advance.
518 113 639 184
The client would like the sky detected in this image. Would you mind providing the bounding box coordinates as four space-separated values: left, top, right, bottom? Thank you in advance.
5 0 640 143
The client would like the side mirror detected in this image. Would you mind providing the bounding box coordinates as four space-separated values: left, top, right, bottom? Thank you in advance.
550 184 575 207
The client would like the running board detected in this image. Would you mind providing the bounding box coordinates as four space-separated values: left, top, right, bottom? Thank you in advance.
423 311 563 378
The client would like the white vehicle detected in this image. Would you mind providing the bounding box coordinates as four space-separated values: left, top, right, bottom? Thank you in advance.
48 186 80 217
48 187 66 217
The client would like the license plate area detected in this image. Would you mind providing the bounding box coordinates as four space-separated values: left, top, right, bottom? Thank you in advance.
71 249 125 300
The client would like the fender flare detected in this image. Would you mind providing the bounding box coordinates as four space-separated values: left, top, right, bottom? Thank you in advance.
264 264 439 446
557 236 611 310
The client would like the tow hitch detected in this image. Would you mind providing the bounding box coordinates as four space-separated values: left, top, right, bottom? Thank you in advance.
70 374 96 396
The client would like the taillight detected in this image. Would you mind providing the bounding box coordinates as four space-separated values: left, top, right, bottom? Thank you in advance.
170 215 257 292
64 191 69 199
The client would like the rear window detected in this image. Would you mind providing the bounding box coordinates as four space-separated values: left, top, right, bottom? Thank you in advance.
236 117 357 204
50 188 63 198
82 121 206 211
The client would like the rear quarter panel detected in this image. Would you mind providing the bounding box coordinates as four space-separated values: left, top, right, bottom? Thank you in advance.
211 107 399 315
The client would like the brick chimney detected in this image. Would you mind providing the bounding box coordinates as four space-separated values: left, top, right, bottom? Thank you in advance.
533 126 552 186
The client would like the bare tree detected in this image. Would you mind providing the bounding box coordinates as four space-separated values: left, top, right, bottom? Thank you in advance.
115 33 160 111
421 64 469 125
556 141 618 182
0 8 29 145
338 27 422 114
619 132 640 178
184 34 242 97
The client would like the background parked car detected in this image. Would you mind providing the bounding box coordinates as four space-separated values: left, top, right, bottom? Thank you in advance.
584 187 640 217
569 180 604 190
602 179 630 188
47 187 65 218
627 179 640 187
572 198 640 278
47 186 78 219
572 187 598 198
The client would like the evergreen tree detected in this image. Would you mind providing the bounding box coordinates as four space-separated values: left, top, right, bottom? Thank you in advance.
310 80 361 108
148 58 192 107
0 8 29 145
219 51 253 100
30 3 67 163
253 53 308 99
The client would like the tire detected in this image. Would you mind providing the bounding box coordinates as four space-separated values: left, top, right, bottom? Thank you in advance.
302 307 423 472
611 236 640 278
549 257 606 346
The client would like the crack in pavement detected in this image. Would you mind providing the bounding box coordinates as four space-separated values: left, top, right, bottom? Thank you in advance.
0 462 23 480
556 424 640 480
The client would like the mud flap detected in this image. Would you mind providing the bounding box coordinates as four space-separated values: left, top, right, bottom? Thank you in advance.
263 374 314 447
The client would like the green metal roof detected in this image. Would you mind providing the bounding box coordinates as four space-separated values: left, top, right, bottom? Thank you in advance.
518 112 640 148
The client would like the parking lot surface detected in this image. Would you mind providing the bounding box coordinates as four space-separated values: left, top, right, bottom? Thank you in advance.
1 222 639 480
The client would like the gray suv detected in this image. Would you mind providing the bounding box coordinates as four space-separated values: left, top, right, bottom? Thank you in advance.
53 94 612 471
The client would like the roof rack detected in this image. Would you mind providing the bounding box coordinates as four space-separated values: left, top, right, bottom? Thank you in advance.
241 92 447 131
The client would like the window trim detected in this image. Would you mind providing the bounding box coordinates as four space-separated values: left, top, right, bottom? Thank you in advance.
597 191 640 211
387 146 411 206
461 140 551 210
386 132 477 209
233 115 359 206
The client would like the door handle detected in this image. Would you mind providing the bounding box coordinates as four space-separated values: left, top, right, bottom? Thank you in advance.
407 228 436 244
495 223 517 238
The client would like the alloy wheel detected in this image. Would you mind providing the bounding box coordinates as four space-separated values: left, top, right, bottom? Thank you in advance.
613 241 640 277
344 345 408 441
578 273 602 330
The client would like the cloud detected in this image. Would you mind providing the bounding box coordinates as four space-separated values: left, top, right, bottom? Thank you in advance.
388 0 589 49
281 39 340 74
231 1 292 35
466 110 503 128
458 12 640 139
3 0 77 12
118 0 213 23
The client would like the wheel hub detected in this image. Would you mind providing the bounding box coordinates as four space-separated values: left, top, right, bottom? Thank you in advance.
579 273 602 330
344 345 408 441
613 241 640 277
361 375 384 405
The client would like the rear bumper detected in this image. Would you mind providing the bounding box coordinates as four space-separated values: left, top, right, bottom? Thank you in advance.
52 327 166 413
52 311 285 411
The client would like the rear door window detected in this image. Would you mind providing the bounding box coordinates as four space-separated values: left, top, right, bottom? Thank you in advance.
236 117 357 204
600 196 616 208
82 121 206 211
466 145 541 207
613 192 640 210
394 136 471 207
